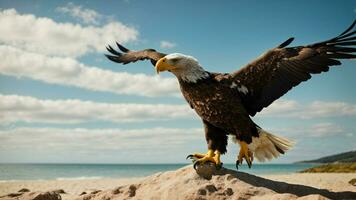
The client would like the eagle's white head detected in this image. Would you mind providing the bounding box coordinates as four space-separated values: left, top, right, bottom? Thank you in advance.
155 53 209 83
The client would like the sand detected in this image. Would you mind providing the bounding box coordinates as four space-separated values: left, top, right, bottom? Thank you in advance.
0 165 355 200
263 173 356 192
0 178 141 200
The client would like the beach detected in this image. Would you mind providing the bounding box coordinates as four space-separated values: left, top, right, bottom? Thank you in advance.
0 165 355 200
0 178 141 200
263 173 356 192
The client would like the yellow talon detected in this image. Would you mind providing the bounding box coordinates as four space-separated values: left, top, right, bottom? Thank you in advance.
189 153 207 159
238 141 253 168
188 149 222 169
196 149 215 164
214 150 221 166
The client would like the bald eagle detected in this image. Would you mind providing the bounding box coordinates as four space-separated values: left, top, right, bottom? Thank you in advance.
105 21 356 169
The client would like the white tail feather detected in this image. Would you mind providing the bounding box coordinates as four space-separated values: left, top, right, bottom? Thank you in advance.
232 128 294 162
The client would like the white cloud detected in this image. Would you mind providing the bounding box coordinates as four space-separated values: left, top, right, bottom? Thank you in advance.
0 127 202 151
258 99 356 119
271 123 346 138
56 2 101 25
0 127 204 163
0 94 195 124
0 9 138 57
160 40 176 49
258 100 299 116
0 45 180 97
305 101 356 118
308 123 344 137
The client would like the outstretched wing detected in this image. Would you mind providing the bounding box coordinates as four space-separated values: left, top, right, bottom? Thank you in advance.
105 42 166 66
230 21 356 116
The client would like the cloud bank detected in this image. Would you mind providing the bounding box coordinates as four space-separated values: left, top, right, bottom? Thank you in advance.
1 94 355 125
0 9 138 57
259 100 356 119
0 127 203 163
0 94 194 124
0 45 179 97
0 127 202 151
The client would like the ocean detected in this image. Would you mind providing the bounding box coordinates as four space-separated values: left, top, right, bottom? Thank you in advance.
0 163 317 181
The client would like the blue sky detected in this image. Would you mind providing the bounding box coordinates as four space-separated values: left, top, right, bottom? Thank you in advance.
0 0 355 164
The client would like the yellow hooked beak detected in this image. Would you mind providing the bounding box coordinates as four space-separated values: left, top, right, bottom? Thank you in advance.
155 58 176 74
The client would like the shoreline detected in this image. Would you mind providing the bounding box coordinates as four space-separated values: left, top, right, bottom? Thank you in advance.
0 163 319 182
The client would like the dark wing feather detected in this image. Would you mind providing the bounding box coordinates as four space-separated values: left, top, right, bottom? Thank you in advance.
230 20 356 116
105 42 166 66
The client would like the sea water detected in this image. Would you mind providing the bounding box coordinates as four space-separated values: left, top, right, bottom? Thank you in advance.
0 163 317 181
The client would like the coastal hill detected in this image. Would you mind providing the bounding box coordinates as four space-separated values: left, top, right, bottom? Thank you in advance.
1 165 355 200
297 150 356 163
297 151 356 173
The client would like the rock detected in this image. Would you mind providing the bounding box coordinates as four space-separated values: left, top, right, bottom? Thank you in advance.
195 162 218 180
111 186 122 194
5 193 23 197
349 178 356 186
51 189 65 194
90 190 101 194
18 189 30 193
197 188 207 196
29 192 61 200
205 184 217 193
128 184 136 197
224 188 233 196
0 191 61 200
78 189 100 196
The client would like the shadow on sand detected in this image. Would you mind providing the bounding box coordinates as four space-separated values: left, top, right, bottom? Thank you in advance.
213 167 356 199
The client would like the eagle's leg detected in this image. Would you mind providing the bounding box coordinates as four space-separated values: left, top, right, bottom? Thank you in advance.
186 150 215 161
186 150 221 159
214 150 221 166
187 120 226 170
238 141 254 168
189 149 222 169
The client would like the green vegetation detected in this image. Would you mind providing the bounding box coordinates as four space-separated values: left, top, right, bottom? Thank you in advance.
300 163 356 173
297 151 356 163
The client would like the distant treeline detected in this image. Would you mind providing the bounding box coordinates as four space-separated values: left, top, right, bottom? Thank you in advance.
297 151 356 163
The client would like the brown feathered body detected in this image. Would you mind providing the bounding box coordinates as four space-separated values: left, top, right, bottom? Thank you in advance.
178 73 258 154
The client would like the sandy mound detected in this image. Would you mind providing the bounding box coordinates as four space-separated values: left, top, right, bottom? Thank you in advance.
1 165 355 200
73 165 355 200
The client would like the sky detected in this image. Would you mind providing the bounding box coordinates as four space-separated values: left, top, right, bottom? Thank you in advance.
0 0 355 164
